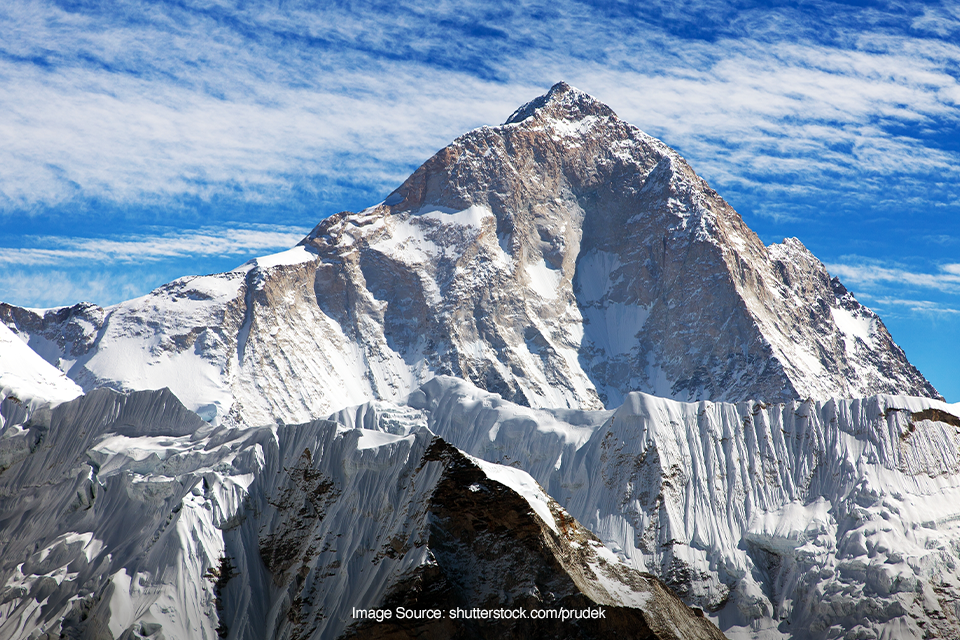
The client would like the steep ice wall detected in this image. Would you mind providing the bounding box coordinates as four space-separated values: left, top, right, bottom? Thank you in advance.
0 322 83 474
337 377 960 640
0 388 227 640
0 387 722 640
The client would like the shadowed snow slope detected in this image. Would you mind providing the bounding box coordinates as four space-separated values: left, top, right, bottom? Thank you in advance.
0 388 724 640
0 83 938 430
334 376 960 640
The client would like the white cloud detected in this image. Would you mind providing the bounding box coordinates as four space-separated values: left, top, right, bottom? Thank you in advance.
911 5 960 37
827 262 960 294
0 225 312 266
0 268 161 308
559 40 960 184
859 295 960 316
2 0 960 219
0 61 530 210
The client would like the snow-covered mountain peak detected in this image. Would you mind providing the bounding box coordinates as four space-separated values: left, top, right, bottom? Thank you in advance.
504 81 616 126
1 84 940 429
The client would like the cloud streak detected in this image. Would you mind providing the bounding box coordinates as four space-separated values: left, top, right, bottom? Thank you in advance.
2 0 960 221
827 262 960 294
0 225 312 267
867 297 960 316
828 259 960 322
0 268 160 310
0 60 527 211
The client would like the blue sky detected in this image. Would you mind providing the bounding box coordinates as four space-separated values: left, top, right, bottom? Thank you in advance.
1 0 959 400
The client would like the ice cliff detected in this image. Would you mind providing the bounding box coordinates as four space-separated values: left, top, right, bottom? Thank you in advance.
0 388 722 640
338 376 960 640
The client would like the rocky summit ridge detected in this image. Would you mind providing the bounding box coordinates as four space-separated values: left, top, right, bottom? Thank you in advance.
0 82 938 429
305 80 937 409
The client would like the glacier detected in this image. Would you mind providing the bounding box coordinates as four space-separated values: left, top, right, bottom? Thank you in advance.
3 369 960 639
0 385 723 640
337 376 960 639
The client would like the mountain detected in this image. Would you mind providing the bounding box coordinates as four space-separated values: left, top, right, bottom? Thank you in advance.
0 82 938 432
1 82 956 640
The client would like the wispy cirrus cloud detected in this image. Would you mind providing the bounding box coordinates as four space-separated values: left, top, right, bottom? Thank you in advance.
828 259 960 324
0 268 160 309
866 297 960 315
0 225 312 266
3 0 960 220
827 262 960 294
0 1 531 211
0 58 529 212
574 38 960 198
911 4 960 37
0 224 312 307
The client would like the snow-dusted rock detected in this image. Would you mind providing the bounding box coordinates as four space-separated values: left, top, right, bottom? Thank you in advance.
300 81 936 407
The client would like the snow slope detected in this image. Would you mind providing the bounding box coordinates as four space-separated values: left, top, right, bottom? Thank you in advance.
0 322 84 475
0 322 81 411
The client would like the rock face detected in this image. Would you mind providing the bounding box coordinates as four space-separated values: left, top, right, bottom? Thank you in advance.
0 388 724 640
0 83 939 429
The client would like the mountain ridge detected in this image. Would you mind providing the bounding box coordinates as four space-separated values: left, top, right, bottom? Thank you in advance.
301 80 938 408
0 82 939 431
